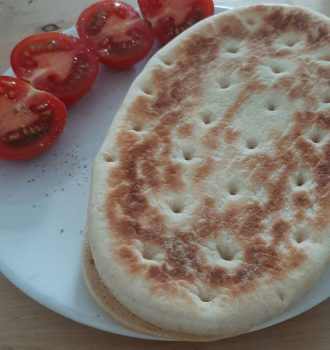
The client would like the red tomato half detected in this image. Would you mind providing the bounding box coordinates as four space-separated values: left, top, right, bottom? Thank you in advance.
10 32 99 106
0 76 67 161
77 0 154 69
138 0 214 45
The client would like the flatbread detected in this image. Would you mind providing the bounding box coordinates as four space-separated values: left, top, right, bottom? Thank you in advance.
85 4 330 340
83 234 221 341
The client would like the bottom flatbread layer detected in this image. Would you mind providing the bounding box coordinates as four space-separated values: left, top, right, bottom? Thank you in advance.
83 234 227 342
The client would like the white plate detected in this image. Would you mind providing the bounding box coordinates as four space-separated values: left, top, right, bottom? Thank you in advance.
0 5 329 341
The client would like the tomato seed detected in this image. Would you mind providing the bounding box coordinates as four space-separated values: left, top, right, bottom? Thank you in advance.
42 110 52 117
102 38 109 46
7 91 16 98
35 103 49 111
3 119 51 147
100 48 110 56
79 63 89 69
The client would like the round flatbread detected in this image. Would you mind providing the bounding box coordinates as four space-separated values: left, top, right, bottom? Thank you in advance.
85 4 330 339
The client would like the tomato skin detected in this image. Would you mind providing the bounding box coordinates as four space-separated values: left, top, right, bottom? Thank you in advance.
0 76 67 161
138 0 214 45
77 0 154 69
10 32 99 106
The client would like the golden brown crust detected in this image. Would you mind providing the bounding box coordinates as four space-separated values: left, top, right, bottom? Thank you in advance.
103 5 330 293
86 4 330 337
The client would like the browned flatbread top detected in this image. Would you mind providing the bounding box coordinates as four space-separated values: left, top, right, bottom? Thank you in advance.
87 4 330 337
105 6 329 291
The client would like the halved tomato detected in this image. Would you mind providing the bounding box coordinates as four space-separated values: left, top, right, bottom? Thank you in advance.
138 0 214 45
10 32 99 106
76 0 154 69
0 76 67 161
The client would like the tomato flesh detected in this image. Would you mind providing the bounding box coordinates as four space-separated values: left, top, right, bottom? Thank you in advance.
0 76 67 161
77 0 154 69
10 32 99 106
138 0 214 45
